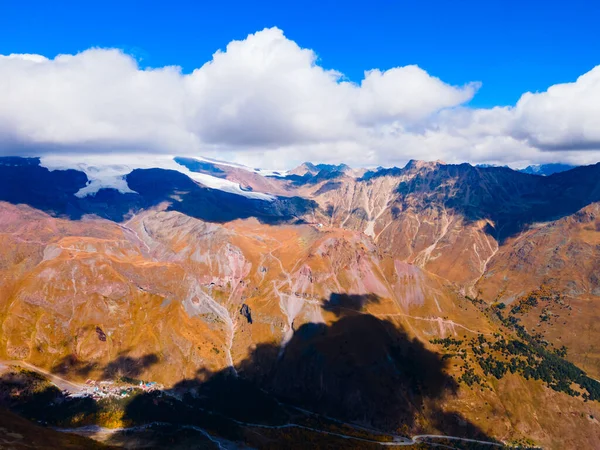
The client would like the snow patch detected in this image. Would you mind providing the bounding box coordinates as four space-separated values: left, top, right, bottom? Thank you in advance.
192 155 289 177
39 154 275 201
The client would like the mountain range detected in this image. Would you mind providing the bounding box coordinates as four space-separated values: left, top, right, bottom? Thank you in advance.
476 163 577 176
0 155 599 449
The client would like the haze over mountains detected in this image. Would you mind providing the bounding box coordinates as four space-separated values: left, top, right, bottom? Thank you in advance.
1 154 600 449
476 163 577 176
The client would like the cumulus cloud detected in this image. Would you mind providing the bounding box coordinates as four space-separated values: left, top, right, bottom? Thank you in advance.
0 27 599 168
0 49 194 153
511 66 600 151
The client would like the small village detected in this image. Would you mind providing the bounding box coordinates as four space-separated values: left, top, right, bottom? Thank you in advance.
66 379 164 400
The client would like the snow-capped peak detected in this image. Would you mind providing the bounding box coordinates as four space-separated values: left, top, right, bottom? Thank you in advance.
39 155 276 201
192 155 289 177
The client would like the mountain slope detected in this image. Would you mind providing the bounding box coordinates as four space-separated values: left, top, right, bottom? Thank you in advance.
1 156 600 448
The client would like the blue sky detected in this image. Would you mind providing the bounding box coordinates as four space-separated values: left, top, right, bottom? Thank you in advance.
1 0 600 168
2 0 598 108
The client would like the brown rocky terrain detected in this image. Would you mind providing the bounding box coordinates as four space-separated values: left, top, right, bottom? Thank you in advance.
1 156 600 449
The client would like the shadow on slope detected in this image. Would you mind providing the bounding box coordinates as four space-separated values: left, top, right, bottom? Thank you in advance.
321 292 383 315
0 367 99 427
0 408 114 449
50 352 160 381
0 157 88 218
393 163 600 241
114 293 497 447
0 157 316 224
127 168 316 224
0 353 164 442
0 294 499 447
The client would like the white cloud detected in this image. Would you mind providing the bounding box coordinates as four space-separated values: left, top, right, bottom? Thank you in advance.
511 66 600 151
0 49 195 153
354 66 479 125
0 27 600 168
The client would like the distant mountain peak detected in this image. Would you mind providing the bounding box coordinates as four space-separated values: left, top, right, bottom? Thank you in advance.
289 162 353 177
289 162 319 176
404 159 446 170
518 163 576 176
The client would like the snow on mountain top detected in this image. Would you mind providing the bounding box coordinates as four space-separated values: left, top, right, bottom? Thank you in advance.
39 155 276 201
192 156 289 177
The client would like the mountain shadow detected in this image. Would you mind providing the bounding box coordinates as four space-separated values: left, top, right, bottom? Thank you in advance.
393 162 600 241
244 314 455 430
321 292 383 315
0 157 88 218
50 352 160 380
0 366 99 428
0 157 316 224
0 353 162 435
0 408 114 449
126 168 316 224
113 293 500 447
0 294 501 448
50 354 98 378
